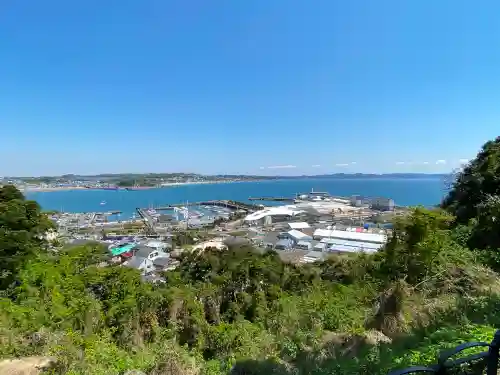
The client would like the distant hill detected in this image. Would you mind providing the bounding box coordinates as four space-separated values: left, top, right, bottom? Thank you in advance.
296 173 448 179
212 173 449 179
8 172 450 180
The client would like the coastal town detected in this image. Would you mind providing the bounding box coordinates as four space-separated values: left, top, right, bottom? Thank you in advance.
41 188 400 284
0 173 276 192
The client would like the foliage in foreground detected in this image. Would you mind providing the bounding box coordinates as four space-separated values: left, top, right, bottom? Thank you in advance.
2 137 500 374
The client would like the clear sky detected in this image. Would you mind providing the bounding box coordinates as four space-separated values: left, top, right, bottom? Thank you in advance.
1 1 499 176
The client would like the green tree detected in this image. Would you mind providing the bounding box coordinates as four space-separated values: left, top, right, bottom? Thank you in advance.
442 137 500 268
0 185 53 288
442 136 500 224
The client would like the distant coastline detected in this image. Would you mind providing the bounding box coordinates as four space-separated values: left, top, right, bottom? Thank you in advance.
21 179 248 193
18 174 447 193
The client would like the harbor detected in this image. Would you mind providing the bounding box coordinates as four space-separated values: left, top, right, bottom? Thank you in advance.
26 178 420 288
46 186 403 263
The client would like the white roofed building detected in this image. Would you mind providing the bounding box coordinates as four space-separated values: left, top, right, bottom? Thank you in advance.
244 205 306 225
288 222 311 230
301 251 325 263
296 241 313 251
313 229 386 244
286 229 313 243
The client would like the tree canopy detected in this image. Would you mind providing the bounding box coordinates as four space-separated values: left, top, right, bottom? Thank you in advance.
442 136 500 223
441 137 500 268
0 185 53 288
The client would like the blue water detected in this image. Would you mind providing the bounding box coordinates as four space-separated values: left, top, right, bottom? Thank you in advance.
25 178 447 218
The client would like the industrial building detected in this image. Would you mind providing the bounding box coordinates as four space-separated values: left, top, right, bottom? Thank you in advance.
370 197 395 211
313 228 386 244
350 195 395 211
285 229 313 243
312 228 387 254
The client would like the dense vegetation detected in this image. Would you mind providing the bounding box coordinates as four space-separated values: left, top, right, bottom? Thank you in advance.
2 137 500 374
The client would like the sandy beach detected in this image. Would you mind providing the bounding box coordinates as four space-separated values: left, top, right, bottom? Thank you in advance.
22 180 255 193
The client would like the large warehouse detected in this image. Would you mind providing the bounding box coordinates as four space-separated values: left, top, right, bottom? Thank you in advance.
313 228 387 253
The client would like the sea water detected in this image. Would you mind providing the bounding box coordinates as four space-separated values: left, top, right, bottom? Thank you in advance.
25 177 448 219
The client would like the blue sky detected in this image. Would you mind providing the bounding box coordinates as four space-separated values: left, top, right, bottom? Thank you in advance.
1 1 499 176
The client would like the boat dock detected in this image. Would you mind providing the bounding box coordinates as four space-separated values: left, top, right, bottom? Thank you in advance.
102 211 122 215
248 197 295 202
154 200 262 212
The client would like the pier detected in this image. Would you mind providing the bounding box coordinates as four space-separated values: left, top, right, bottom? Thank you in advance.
154 200 262 212
248 196 295 202
102 211 122 215
136 208 157 234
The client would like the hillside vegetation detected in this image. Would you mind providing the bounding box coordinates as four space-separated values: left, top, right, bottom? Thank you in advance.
2 137 500 374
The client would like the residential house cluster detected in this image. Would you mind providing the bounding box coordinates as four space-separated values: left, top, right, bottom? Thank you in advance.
109 239 179 283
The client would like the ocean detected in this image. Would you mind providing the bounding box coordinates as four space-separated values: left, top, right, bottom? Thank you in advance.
25 177 448 219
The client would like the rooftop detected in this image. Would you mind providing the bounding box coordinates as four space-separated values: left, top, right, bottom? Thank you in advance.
287 229 312 240
244 205 306 221
124 256 148 269
313 228 387 244
327 244 379 254
288 222 311 230
145 240 170 248
110 243 136 256
152 256 171 267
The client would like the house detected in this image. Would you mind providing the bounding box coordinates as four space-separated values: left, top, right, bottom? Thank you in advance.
110 243 136 257
295 240 313 251
286 229 313 243
144 240 171 251
314 242 328 252
124 256 154 275
152 257 173 272
274 238 294 251
301 251 325 263
134 245 169 261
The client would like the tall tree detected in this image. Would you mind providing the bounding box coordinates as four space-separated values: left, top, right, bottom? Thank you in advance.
442 136 500 224
0 185 53 288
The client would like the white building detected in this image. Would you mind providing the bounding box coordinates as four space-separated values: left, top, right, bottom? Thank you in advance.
286 229 313 243
370 197 395 211
301 251 325 263
145 240 171 251
244 205 306 225
296 241 313 251
288 222 310 230
124 256 154 275
313 229 387 244
134 246 169 262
